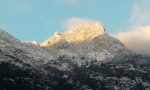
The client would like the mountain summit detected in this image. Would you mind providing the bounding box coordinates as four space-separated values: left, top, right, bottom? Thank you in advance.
39 22 129 62
40 22 105 46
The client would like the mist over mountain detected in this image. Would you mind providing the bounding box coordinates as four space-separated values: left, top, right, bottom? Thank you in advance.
0 22 150 90
116 26 150 56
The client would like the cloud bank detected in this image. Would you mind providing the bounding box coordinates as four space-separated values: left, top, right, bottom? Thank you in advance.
130 0 150 26
116 26 150 55
116 0 150 55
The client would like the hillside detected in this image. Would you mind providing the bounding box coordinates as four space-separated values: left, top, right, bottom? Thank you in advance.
0 23 150 90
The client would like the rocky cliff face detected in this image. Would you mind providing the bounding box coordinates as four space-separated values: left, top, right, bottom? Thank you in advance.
40 22 105 46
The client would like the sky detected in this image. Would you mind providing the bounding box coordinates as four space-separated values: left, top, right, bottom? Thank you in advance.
0 0 134 42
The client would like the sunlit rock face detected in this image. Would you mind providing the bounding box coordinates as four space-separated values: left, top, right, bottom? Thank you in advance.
64 22 105 42
40 22 105 46
40 32 64 46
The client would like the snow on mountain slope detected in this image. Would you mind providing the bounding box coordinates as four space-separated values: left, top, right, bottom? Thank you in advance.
0 29 22 47
0 21 130 68
40 22 130 62
0 29 53 66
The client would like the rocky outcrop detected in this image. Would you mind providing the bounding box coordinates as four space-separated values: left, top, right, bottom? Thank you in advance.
40 22 105 46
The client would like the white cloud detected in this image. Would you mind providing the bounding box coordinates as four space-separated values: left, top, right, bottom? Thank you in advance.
116 0 150 55
116 26 150 55
130 0 150 26
64 17 100 30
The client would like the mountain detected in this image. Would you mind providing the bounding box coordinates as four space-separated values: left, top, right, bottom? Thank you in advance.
40 22 129 62
0 23 150 90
